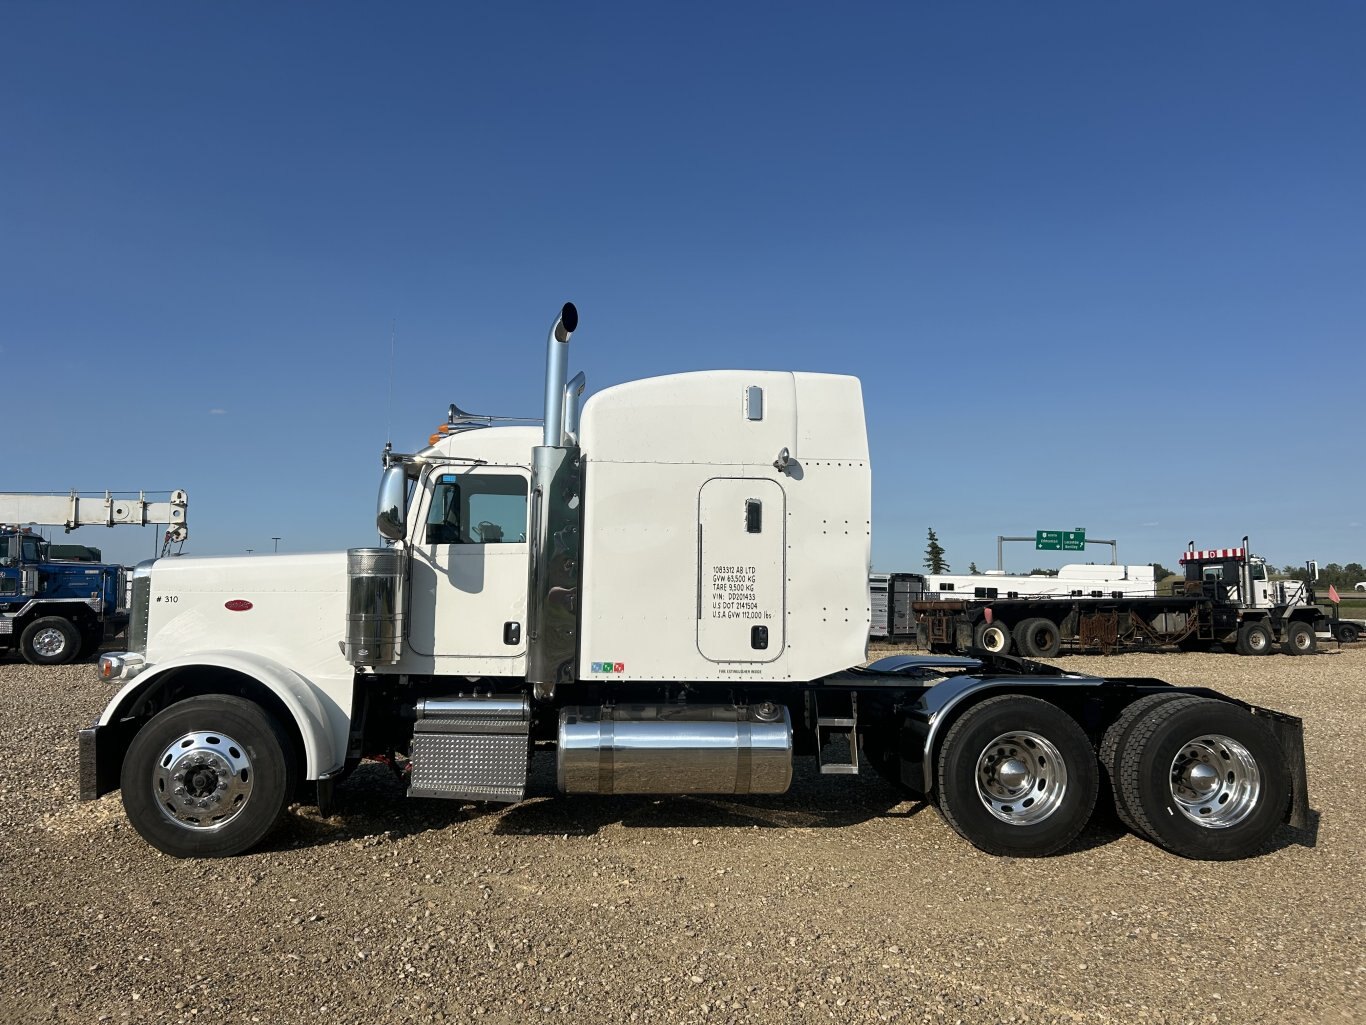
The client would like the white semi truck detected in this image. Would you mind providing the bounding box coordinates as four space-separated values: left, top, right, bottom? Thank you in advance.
79 304 1309 861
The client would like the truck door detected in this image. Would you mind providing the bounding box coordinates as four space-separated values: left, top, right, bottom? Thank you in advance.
697 477 785 662
407 465 530 662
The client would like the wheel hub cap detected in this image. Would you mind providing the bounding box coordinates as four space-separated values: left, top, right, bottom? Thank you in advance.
153 731 253 831
1186 762 1220 794
34 628 66 657
974 732 1068 825
996 758 1029 789
1169 734 1261 828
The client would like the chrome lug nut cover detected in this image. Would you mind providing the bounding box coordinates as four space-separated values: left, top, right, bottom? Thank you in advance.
152 731 254 832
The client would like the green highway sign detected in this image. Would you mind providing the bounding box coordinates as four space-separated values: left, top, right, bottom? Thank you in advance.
1036 529 1087 552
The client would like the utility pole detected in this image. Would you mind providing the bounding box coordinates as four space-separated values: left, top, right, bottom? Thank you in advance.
272 537 281 553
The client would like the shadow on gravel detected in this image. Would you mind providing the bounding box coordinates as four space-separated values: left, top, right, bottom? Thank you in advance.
267 751 1316 858
263 754 935 851
493 755 928 837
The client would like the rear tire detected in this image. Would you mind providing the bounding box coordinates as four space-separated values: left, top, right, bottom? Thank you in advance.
973 620 1013 656
1013 617 1061 659
121 695 298 858
936 695 1098 857
1280 621 1317 656
1236 621 1273 656
1336 623 1360 644
19 616 80 665
1098 691 1190 837
1115 697 1289 860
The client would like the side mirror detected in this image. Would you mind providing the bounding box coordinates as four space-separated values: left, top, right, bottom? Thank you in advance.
376 464 409 542
0 557 13 568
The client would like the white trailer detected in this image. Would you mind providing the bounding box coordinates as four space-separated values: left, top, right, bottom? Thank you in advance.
79 305 1308 862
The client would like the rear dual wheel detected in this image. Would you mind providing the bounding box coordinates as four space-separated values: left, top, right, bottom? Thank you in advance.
936 696 1097 857
972 620 1013 656
1108 696 1289 860
1280 621 1317 656
1013 617 1061 659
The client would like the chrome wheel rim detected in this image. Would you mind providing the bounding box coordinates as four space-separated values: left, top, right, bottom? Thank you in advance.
1169 734 1260 828
1247 630 1269 654
153 731 253 831
33 627 67 658
975 731 1068 824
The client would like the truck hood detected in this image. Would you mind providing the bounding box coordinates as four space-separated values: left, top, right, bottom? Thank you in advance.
143 551 351 677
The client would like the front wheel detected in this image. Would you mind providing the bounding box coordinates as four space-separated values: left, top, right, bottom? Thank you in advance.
1236 621 1273 656
936 695 1098 857
19 616 80 665
121 695 298 858
1336 622 1360 644
1115 697 1289 860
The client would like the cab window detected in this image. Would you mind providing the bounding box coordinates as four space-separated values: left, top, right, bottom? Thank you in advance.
425 473 528 545
20 537 45 562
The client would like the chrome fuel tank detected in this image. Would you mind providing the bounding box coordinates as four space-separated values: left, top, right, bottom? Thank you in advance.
557 703 792 795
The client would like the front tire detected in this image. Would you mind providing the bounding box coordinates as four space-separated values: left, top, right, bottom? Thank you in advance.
936 695 1098 857
1236 621 1273 656
121 695 298 858
1115 697 1289 860
1336 622 1360 644
19 616 80 665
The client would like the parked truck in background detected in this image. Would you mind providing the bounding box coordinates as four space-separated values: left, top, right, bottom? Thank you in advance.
900 542 1332 657
0 491 188 665
79 304 1308 862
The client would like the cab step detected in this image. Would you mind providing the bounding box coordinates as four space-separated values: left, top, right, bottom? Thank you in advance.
407 695 530 803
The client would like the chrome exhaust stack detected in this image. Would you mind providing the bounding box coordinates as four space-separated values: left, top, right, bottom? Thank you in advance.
542 303 578 446
527 303 585 701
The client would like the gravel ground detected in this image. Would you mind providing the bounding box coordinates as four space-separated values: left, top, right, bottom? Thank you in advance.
1 649 1362 1025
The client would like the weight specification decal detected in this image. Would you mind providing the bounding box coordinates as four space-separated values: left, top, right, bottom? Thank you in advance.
708 565 772 621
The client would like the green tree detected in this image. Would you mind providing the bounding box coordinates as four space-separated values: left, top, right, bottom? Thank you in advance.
1151 563 1175 582
968 561 980 574
924 528 949 574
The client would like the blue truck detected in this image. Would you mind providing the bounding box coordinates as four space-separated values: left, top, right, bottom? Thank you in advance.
0 527 128 663
0 490 188 665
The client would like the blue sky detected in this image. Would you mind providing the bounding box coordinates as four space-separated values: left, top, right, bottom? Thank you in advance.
3 4 1363 574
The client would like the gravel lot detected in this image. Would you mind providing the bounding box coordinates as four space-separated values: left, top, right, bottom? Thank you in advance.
1 649 1362 1025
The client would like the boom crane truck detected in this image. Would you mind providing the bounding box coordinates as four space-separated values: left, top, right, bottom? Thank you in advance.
79 305 1309 861
1 490 188 665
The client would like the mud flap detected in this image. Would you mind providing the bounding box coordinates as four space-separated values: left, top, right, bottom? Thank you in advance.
1253 706 1311 830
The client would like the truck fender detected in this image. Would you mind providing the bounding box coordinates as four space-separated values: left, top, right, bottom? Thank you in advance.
914 672 1107 794
98 650 340 779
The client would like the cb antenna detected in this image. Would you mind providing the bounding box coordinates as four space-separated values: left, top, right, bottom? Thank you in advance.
386 318 397 447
